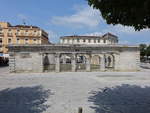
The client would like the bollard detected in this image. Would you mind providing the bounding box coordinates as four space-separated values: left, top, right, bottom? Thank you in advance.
78 107 83 113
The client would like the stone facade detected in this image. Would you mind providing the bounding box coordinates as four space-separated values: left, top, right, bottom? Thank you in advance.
9 44 140 73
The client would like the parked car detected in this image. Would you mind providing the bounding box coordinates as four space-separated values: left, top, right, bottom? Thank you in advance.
0 56 9 65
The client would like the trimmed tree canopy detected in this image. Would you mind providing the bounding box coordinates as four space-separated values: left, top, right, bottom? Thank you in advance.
88 0 150 30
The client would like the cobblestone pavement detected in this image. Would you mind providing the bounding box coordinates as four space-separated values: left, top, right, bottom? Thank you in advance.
0 65 150 113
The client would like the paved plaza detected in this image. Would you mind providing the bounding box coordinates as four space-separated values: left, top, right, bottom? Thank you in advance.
0 64 150 113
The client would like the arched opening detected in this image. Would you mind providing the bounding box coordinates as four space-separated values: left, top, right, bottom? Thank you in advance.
105 54 115 69
91 55 101 71
43 54 50 71
60 54 72 72
43 53 56 72
76 54 86 71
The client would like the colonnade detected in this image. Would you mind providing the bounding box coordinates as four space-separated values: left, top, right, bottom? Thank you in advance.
43 52 116 72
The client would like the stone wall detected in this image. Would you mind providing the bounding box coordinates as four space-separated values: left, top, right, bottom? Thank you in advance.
9 52 43 73
118 49 140 71
9 44 140 73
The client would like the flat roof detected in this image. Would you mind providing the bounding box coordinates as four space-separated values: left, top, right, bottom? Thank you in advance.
60 33 118 39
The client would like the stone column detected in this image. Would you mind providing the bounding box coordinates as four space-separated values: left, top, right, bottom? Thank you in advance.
113 53 120 71
62 56 66 64
55 53 60 72
39 53 44 73
72 53 76 72
100 54 105 71
9 52 16 73
86 55 91 72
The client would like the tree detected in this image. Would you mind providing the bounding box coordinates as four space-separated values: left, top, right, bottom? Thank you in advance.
146 45 150 59
140 44 147 61
88 0 150 30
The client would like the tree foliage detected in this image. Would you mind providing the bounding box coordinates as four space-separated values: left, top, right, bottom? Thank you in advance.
140 44 150 61
140 44 147 57
88 0 150 30
146 45 150 57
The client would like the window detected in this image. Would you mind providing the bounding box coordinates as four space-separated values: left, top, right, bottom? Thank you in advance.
103 39 106 43
33 30 37 36
8 38 12 44
16 38 20 44
88 39 91 43
77 39 80 43
8 29 12 36
98 39 100 43
0 29 2 34
33 38 37 44
94 39 96 43
25 32 28 35
16 30 20 35
83 39 86 43
0 38 2 44
25 38 29 44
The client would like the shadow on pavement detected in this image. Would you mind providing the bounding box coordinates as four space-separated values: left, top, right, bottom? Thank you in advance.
88 84 150 113
0 85 53 113
141 65 150 69
140 63 150 69
0 64 8 67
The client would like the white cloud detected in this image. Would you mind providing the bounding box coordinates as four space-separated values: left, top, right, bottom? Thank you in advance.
51 5 102 28
108 25 135 34
103 24 150 35
46 30 59 43
49 4 150 44
17 14 28 20
83 32 103 36
119 40 130 44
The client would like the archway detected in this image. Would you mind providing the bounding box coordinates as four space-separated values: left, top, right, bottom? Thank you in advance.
76 54 87 71
43 53 55 72
91 55 101 71
60 54 72 72
105 54 115 69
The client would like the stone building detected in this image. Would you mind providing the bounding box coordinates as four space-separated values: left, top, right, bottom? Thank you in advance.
9 44 140 73
8 32 140 73
0 22 49 56
60 33 118 45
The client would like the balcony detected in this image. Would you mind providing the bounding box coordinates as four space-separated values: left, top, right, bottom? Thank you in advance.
15 32 41 37
0 32 4 36
0 44 2 52
7 33 13 36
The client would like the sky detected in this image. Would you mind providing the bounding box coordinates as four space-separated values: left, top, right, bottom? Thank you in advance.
0 0 150 44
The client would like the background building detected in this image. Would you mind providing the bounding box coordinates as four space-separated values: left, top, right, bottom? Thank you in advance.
60 33 118 45
0 22 50 56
